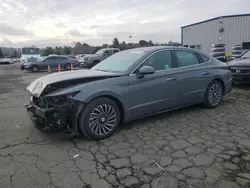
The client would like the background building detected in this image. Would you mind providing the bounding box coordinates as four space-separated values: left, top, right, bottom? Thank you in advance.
181 14 250 54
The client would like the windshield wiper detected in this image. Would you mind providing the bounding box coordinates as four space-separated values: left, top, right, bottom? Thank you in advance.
94 69 110 72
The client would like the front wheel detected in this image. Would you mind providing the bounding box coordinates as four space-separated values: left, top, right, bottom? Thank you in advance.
204 80 223 108
31 65 40 72
78 98 121 140
64 63 71 71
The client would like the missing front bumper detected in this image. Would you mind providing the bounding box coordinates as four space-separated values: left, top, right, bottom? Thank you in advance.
25 102 84 136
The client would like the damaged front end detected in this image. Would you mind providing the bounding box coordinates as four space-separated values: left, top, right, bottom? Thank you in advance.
26 90 84 135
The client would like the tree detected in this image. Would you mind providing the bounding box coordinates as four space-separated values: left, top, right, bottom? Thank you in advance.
13 50 18 57
139 40 148 47
148 40 154 46
42 47 54 56
0 48 3 58
54 46 62 55
73 42 83 54
112 38 119 48
62 46 71 55
119 41 127 51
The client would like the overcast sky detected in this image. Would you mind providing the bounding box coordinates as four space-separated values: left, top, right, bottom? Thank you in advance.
0 0 249 47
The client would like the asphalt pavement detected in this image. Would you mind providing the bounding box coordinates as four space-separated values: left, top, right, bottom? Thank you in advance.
0 63 250 188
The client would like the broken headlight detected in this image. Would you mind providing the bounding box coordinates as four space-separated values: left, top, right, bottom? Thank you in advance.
49 91 80 104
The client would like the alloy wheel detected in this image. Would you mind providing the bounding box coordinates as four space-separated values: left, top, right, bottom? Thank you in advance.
88 104 117 136
208 84 222 106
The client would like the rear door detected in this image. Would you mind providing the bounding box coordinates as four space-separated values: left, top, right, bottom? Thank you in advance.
172 49 212 105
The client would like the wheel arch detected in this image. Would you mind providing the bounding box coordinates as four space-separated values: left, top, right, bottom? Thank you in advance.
212 78 225 95
78 93 126 124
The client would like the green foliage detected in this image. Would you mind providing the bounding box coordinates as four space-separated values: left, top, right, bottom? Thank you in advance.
62 46 71 55
54 46 62 55
42 47 54 56
112 38 119 48
39 38 180 56
0 48 3 58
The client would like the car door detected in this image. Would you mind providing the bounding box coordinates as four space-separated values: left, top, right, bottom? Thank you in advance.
39 56 54 69
102 50 112 60
128 50 179 119
50 56 64 68
172 49 212 106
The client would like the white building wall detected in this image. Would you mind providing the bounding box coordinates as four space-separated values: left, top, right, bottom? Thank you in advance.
182 15 250 54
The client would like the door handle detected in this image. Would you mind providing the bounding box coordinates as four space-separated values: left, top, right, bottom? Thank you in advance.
201 71 209 75
166 77 176 81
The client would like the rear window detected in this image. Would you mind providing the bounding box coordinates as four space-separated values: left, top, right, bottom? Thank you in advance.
198 54 210 63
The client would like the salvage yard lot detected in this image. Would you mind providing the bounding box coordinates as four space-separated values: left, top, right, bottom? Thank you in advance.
0 63 250 188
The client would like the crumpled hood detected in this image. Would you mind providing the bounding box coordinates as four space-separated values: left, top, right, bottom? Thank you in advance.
26 69 121 97
228 58 250 66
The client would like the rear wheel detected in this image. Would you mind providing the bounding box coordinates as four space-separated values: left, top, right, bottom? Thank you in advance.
204 80 223 108
31 65 40 72
64 63 71 71
78 98 120 140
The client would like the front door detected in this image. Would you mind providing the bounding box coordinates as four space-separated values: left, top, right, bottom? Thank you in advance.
39 56 54 70
128 50 179 119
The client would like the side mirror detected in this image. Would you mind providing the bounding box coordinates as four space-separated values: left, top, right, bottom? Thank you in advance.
137 66 155 78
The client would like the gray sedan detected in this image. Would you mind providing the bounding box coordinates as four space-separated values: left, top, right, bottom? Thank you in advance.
23 55 79 72
228 49 250 83
26 46 232 140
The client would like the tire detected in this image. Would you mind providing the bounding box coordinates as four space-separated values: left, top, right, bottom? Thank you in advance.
213 44 225 48
64 63 71 71
211 52 225 57
211 48 225 52
204 80 223 108
31 65 40 72
232 46 242 50
91 60 100 68
78 97 121 140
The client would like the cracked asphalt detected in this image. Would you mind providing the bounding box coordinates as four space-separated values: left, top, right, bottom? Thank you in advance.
0 63 250 188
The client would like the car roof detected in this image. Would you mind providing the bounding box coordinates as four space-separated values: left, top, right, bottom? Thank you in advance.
101 48 120 50
46 55 69 58
125 46 207 55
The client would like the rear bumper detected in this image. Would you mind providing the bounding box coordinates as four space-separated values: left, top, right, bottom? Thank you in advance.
25 101 84 135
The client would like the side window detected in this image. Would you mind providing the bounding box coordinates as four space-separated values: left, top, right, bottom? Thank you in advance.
113 50 119 54
56 56 67 60
197 53 210 63
104 50 112 56
44 57 53 61
142 50 173 71
175 50 199 67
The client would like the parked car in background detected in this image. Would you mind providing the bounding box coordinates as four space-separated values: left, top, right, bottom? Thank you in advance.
26 46 232 140
76 54 87 59
228 49 250 83
0 57 13 64
20 46 43 69
23 55 79 72
80 48 120 68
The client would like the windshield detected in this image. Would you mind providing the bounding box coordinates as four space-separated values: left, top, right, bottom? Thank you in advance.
95 49 105 55
91 50 146 72
241 50 250 58
22 48 40 55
